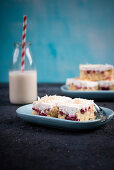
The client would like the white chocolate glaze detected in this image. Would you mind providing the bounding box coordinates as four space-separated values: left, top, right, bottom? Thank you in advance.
99 80 114 87
66 78 98 87
79 64 113 71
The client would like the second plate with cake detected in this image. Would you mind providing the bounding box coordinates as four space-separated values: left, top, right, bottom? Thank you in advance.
61 85 114 100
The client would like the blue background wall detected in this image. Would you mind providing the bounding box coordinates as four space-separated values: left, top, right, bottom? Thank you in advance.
0 0 114 82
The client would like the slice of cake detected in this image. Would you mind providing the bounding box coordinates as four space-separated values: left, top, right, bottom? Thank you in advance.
32 95 96 121
99 80 114 90
79 64 113 81
66 78 98 91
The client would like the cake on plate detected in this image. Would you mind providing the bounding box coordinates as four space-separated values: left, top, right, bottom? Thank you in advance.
79 64 113 81
66 78 98 91
32 95 96 121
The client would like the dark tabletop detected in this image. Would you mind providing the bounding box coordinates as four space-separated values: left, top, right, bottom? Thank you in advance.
0 83 114 170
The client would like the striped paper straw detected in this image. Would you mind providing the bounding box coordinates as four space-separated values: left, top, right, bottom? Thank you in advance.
21 15 27 72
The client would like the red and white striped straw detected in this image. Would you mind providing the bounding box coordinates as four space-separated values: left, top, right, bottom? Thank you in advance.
21 15 27 72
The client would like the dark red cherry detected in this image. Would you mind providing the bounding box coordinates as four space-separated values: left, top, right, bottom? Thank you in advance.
101 86 109 90
87 70 91 74
80 109 85 114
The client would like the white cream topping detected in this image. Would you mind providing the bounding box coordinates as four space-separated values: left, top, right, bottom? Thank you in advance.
66 78 98 87
58 103 78 116
99 80 114 87
79 64 113 71
58 102 94 116
33 95 94 116
33 95 72 113
33 102 53 112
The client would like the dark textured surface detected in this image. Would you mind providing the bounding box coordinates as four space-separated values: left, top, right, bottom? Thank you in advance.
0 83 114 170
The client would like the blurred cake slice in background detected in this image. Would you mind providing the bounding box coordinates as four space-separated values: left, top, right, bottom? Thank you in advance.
99 80 114 90
66 78 98 91
79 64 113 81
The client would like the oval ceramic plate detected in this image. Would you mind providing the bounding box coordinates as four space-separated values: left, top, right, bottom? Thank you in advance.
16 104 114 130
61 85 114 100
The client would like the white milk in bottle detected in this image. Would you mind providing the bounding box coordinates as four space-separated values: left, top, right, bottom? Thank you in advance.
9 70 37 104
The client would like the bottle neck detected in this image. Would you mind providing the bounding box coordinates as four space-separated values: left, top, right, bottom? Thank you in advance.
14 42 31 48
9 41 36 71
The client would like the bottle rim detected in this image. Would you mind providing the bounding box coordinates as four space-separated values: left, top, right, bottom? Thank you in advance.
14 42 31 47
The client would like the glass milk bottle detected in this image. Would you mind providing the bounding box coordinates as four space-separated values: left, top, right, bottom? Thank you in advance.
9 42 37 104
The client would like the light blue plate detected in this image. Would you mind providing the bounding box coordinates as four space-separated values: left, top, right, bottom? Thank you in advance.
61 85 114 100
16 104 114 130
